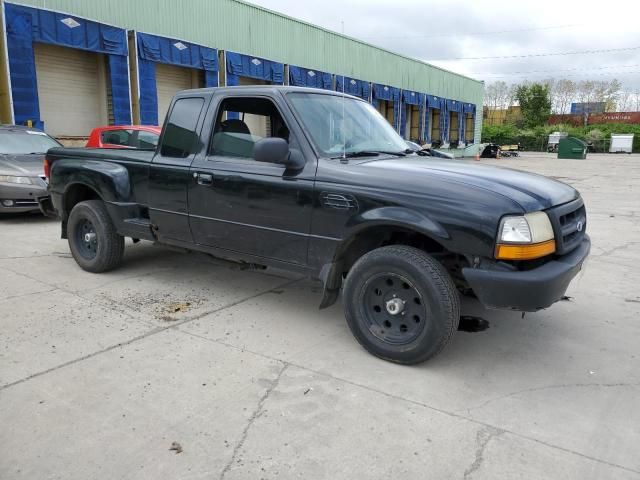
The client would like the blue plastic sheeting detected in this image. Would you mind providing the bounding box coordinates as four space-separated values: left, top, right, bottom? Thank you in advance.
335 76 370 101
399 90 426 141
460 103 476 144
372 84 400 129
446 99 461 112
137 32 218 125
289 66 332 90
5 3 131 128
426 94 443 110
440 102 449 144
226 51 284 86
137 32 218 74
109 55 131 127
372 84 400 102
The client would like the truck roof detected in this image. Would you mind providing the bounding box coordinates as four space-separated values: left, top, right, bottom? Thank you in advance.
175 85 362 99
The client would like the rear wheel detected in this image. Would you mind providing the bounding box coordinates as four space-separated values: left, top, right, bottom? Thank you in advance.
67 200 124 272
343 245 460 364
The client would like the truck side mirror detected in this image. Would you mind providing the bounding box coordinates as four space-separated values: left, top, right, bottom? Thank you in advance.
253 137 305 170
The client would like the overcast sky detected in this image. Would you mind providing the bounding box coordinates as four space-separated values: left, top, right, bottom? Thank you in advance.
248 0 640 92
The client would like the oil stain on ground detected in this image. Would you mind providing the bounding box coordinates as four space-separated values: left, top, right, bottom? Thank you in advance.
458 316 490 332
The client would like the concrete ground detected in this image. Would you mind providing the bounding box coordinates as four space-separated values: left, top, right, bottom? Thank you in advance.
1 152 639 479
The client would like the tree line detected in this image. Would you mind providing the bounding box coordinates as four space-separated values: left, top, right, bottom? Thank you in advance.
484 79 640 116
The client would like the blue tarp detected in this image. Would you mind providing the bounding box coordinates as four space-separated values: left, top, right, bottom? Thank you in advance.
137 32 218 125
460 103 476 144
335 76 370 101
426 94 443 110
400 90 426 141
440 102 449 144
446 99 461 112
226 51 284 86
372 84 400 130
289 66 332 90
5 3 131 128
444 100 461 145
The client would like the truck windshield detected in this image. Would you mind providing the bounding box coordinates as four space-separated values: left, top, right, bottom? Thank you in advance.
287 93 409 157
0 130 61 155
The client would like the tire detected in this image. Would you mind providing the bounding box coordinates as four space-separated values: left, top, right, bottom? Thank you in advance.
343 245 460 365
67 200 124 273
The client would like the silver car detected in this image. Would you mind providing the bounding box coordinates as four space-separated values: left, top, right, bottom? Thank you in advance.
0 125 61 214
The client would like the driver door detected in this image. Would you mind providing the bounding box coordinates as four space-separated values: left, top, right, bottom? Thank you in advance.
188 95 315 266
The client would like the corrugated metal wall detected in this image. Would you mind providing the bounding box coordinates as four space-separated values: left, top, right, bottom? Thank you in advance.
8 0 483 107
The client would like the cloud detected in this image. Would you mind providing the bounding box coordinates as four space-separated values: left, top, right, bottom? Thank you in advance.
248 0 640 91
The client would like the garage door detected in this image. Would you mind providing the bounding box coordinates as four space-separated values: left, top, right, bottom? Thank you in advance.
34 43 107 137
156 63 201 125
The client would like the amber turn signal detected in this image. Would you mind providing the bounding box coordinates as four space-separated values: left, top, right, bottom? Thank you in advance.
495 239 556 260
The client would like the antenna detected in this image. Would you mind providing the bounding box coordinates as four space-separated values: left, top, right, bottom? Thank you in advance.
341 20 346 162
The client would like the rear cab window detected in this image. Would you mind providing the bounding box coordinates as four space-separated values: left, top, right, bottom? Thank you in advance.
101 129 133 147
160 97 205 158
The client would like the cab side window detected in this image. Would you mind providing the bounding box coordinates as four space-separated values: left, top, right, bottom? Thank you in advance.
209 97 290 159
161 97 205 158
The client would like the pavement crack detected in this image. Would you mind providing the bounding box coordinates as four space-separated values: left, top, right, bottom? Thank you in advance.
464 426 504 479
219 363 288 480
173 333 640 476
462 382 640 414
592 241 640 258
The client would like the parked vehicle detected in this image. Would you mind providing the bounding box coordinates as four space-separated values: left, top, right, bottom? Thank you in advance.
86 125 161 149
405 141 455 159
45 87 590 364
0 125 60 213
481 143 501 158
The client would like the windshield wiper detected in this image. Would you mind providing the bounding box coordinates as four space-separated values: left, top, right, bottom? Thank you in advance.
330 151 380 159
330 150 406 159
28 152 47 155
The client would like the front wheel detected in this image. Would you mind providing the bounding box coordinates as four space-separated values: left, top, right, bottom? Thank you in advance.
67 200 124 273
343 246 460 364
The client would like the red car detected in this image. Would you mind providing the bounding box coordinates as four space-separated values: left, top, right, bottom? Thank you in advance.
86 125 161 149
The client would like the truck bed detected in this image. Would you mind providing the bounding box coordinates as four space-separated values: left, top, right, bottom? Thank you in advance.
47 147 156 164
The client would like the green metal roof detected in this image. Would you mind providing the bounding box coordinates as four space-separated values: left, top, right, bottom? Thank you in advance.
8 0 483 106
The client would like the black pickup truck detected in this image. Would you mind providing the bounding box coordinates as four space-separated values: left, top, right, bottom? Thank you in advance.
45 86 590 364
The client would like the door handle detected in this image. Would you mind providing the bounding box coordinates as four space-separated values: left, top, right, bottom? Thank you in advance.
193 172 213 185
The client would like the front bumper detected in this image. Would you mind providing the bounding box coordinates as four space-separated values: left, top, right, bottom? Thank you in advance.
462 236 591 312
0 182 49 213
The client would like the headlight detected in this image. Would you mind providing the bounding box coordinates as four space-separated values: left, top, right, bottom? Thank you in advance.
496 212 555 260
0 175 34 185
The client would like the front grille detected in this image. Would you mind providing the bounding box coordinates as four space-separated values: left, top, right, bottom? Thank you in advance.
547 198 587 255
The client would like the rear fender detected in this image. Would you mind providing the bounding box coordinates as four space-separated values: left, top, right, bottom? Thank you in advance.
52 159 132 206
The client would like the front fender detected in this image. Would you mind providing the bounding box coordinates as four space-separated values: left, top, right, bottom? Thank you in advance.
345 206 450 241
317 207 450 310
51 159 132 203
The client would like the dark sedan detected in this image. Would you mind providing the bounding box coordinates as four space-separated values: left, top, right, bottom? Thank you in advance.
0 125 61 214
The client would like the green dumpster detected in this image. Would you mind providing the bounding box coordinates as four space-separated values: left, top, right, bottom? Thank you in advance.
558 137 587 159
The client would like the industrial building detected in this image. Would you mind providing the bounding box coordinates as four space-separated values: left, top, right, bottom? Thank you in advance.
0 0 483 148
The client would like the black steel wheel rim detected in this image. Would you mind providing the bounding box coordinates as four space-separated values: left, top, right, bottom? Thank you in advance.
360 272 427 345
75 218 98 259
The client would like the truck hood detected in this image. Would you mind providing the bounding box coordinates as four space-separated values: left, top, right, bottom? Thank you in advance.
0 153 45 177
359 157 579 210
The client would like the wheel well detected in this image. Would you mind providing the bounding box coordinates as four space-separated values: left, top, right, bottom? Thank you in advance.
326 225 470 294
63 184 101 218
338 226 445 273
